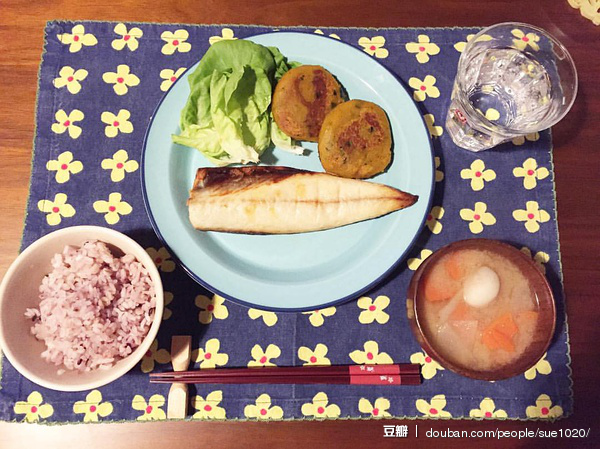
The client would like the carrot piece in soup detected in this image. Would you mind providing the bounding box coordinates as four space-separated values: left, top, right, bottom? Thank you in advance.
481 328 498 350
481 313 519 353
423 281 451 302
449 301 471 322
491 313 519 338
497 334 515 352
422 265 458 302
445 252 465 280
482 328 516 352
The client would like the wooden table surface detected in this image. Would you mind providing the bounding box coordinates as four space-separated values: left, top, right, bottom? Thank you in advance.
1 1 598 448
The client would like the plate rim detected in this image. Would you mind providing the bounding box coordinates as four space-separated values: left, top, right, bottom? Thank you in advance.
140 30 435 312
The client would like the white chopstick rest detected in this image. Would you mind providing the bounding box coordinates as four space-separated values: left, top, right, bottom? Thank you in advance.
167 335 192 419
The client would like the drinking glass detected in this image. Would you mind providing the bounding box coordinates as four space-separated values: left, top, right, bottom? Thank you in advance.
446 22 577 152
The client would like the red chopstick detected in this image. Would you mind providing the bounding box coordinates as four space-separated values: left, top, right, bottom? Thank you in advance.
150 374 421 385
150 364 420 378
149 364 422 386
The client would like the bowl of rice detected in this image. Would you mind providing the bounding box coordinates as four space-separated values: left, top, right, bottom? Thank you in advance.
0 226 163 391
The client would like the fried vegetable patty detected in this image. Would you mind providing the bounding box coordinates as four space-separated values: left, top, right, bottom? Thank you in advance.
272 65 344 142
318 100 392 179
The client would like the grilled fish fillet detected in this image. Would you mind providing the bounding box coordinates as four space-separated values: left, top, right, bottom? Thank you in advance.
188 166 418 234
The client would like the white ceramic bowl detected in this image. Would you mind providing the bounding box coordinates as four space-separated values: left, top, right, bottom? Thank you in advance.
0 226 163 391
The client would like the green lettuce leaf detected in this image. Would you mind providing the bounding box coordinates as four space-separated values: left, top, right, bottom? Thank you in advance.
172 39 304 164
268 46 302 81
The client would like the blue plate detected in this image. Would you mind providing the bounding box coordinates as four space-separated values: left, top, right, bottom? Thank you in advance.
142 32 434 312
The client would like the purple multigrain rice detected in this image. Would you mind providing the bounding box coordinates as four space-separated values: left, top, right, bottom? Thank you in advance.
24 240 156 372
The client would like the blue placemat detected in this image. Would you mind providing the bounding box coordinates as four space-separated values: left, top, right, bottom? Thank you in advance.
0 21 571 423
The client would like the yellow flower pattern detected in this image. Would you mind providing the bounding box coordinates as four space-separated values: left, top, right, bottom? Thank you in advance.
112 23 143 51
513 158 549 190
426 206 444 234
349 340 393 365
424 114 443 138
163 291 173 320
524 353 552 380
248 344 281 367
512 201 550 233
357 295 390 324
132 394 166 421
14 392 54 423
511 29 540 51
453 33 493 53
57 24 97 52
410 351 444 379
460 202 496 234
101 149 139 182
195 294 229 324
303 307 336 327
161 29 192 54
53 66 88 94
73 390 113 422
38 193 76 225
16 24 568 424
193 338 229 369
512 132 540 146
526 394 563 419
416 394 452 418
248 308 278 326
406 35 440 63
435 157 444 182
51 109 84 139
301 392 341 419
93 192 132 225
520 60 544 79
407 249 433 271
209 28 237 45
314 29 341 40
159 68 186 92
568 0 600 26
46 151 83 184
358 397 391 418
191 391 227 420
140 339 171 373
244 393 283 420
469 398 507 419
358 36 389 58
520 247 550 274
102 65 141 95
101 109 134 137
298 343 331 366
408 75 440 102
461 159 497 191
478 107 501 121
146 246 176 272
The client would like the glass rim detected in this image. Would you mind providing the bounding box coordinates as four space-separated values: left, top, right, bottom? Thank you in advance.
458 21 578 136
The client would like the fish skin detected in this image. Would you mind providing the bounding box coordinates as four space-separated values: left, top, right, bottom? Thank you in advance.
188 166 418 234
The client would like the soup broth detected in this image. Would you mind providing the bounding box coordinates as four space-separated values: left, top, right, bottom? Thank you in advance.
419 248 539 371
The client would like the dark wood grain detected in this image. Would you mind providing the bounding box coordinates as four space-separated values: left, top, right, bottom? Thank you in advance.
1 1 599 448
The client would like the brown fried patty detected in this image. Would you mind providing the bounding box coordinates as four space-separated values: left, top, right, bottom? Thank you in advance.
318 100 392 179
272 65 344 142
